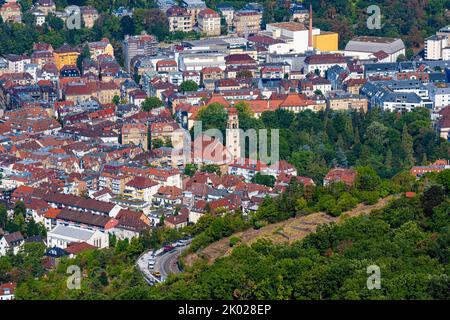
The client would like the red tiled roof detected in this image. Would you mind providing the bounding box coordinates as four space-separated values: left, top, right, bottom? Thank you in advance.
126 177 159 189
64 242 96 255
165 212 189 225
198 8 219 18
305 54 346 65
324 168 357 186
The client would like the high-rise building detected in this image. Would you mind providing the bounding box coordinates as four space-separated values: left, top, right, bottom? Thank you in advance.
123 34 158 73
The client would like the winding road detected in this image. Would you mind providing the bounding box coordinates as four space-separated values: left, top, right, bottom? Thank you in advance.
136 241 191 285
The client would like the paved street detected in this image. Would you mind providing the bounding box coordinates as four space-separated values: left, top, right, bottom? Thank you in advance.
136 241 191 285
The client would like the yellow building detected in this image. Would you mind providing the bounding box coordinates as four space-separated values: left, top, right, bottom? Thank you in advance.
313 32 339 52
53 44 80 70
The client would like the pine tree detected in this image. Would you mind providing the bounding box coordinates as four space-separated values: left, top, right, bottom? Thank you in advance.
385 148 393 172
354 126 361 146
336 134 344 149
421 153 428 165
401 124 415 168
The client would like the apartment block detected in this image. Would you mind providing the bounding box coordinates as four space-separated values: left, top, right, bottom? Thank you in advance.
123 34 158 73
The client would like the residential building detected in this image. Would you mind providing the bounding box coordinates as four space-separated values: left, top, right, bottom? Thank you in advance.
217 3 234 32
233 10 262 36
88 38 114 61
304 54 347 77
34 0 56 15
80 6 99 28
327 94 368 112
167 6 193 33
425 35 450 60
181 0 206 25
410 159 450 178
32 9 46 26
0 231 24 256
122 123 148 151
0 282 16 300
0 1 22 23
53 44 80 71
123 34 158 73
164 212 189 229
228 158 268 182
124 177 160 203
3 54 31 73
197 8 221 36
324 168 357 186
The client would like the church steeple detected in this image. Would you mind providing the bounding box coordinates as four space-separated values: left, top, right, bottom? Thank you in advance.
226 106 241 161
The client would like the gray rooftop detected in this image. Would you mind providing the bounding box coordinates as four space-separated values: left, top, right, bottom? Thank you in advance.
345 36 405 54
49 225 95 241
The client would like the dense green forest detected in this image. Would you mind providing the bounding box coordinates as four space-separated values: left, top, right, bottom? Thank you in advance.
5 169 448 299
158 176 449 300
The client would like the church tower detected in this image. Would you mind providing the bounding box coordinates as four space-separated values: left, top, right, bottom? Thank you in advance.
226 106 241 161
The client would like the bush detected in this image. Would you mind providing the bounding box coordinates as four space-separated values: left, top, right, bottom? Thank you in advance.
359 191 380 205
317 195 336 213
336 192 358 212
253 220 267 229
229 236 241 247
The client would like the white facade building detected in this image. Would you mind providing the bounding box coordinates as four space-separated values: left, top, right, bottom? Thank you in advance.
265 22 320 54
344 36 406 62
47 225 109 249
425 35 449 60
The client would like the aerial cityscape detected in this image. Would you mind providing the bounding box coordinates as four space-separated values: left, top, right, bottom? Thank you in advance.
0 0 449 304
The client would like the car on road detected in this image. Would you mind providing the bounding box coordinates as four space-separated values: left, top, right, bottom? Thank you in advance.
148 260 155 269
172 241 183 247
163 245 174 252
152 271 161 277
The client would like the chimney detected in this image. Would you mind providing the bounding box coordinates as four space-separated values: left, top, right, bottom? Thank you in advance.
308 0 313 49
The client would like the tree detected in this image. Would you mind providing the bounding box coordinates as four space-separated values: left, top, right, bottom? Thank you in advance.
151 138 164 149
436 170 450 193
184 164 197 177
401 124 415 168
112 95 120 105
120 15 135 37
236 70 253 78
0 204 7 230
396 54 407 62
196 103 228 132
179 80 199 93
355 166 381 192
77 44 90 72
159 214 165 226
46 13 64 30
252 172 275 187
422 186 446 216
141 97 163 111
314 89 323 96
200 164 221 175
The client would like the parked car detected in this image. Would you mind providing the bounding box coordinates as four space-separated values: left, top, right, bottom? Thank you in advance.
164 245 174 252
